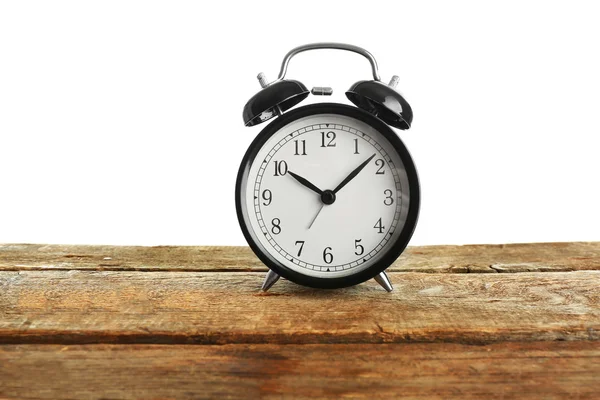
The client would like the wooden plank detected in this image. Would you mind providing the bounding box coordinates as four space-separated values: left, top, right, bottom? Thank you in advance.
0 244 265 272
1 270 598 345
1 342 598 399
1 242 599 273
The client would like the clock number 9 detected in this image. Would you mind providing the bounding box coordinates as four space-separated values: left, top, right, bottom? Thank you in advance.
323 247 333 264
262 189 272 206
271 218 281 235
383 189 394 206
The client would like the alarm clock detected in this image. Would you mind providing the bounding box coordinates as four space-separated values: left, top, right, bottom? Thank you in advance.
236 43 419 292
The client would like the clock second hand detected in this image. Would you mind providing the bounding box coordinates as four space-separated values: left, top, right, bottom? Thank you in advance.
286 170 327 229
308 203 324 230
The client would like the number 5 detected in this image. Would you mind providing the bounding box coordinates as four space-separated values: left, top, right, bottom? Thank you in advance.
354 239 364 256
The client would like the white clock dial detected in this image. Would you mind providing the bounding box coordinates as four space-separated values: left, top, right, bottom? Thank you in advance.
242 112 411 279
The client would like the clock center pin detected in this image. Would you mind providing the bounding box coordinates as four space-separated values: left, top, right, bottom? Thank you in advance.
321 190 336 205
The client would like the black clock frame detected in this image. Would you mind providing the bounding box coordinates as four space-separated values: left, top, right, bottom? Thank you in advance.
236 103 420 289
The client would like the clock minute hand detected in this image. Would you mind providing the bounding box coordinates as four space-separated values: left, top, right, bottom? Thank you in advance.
333 153 377 194
288 171 323 195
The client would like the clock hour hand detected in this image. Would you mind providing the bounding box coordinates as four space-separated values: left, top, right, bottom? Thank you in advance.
332 153 376 194
288 171 323 195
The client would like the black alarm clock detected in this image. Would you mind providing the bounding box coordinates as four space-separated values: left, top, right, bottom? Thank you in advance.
236 43 419 292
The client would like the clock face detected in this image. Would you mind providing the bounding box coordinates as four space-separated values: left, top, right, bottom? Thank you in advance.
237 104 419 288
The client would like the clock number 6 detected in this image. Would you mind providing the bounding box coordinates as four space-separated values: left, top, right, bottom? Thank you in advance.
354 239 364 256
323 247 333 264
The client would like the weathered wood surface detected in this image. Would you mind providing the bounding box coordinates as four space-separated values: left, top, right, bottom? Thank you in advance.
0 242 599 399
1 241 599 273
1 342 599 400
0 270 598 344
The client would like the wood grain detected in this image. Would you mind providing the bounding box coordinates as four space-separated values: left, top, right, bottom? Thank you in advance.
1 342 598 400
1 270 598 345
1 242 599 273
1 243 599 399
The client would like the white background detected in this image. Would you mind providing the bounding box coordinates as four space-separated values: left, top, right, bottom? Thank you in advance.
1 1 599 246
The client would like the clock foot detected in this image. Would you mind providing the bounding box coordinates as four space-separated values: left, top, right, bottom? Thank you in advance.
374 271 393 292
261 270 280 292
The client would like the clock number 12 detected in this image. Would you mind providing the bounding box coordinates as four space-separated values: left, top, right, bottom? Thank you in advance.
320 131 336 147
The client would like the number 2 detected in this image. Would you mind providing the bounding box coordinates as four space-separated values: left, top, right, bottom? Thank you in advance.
375 159 385 175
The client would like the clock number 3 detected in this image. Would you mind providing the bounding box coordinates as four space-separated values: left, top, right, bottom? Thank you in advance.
384 189 394 206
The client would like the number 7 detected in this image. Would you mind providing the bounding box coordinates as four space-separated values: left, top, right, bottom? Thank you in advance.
295 240 305 257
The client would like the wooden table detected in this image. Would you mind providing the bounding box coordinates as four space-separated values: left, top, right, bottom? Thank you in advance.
1 242 599 399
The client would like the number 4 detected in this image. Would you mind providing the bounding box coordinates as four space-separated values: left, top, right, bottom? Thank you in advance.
374 218 385 234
